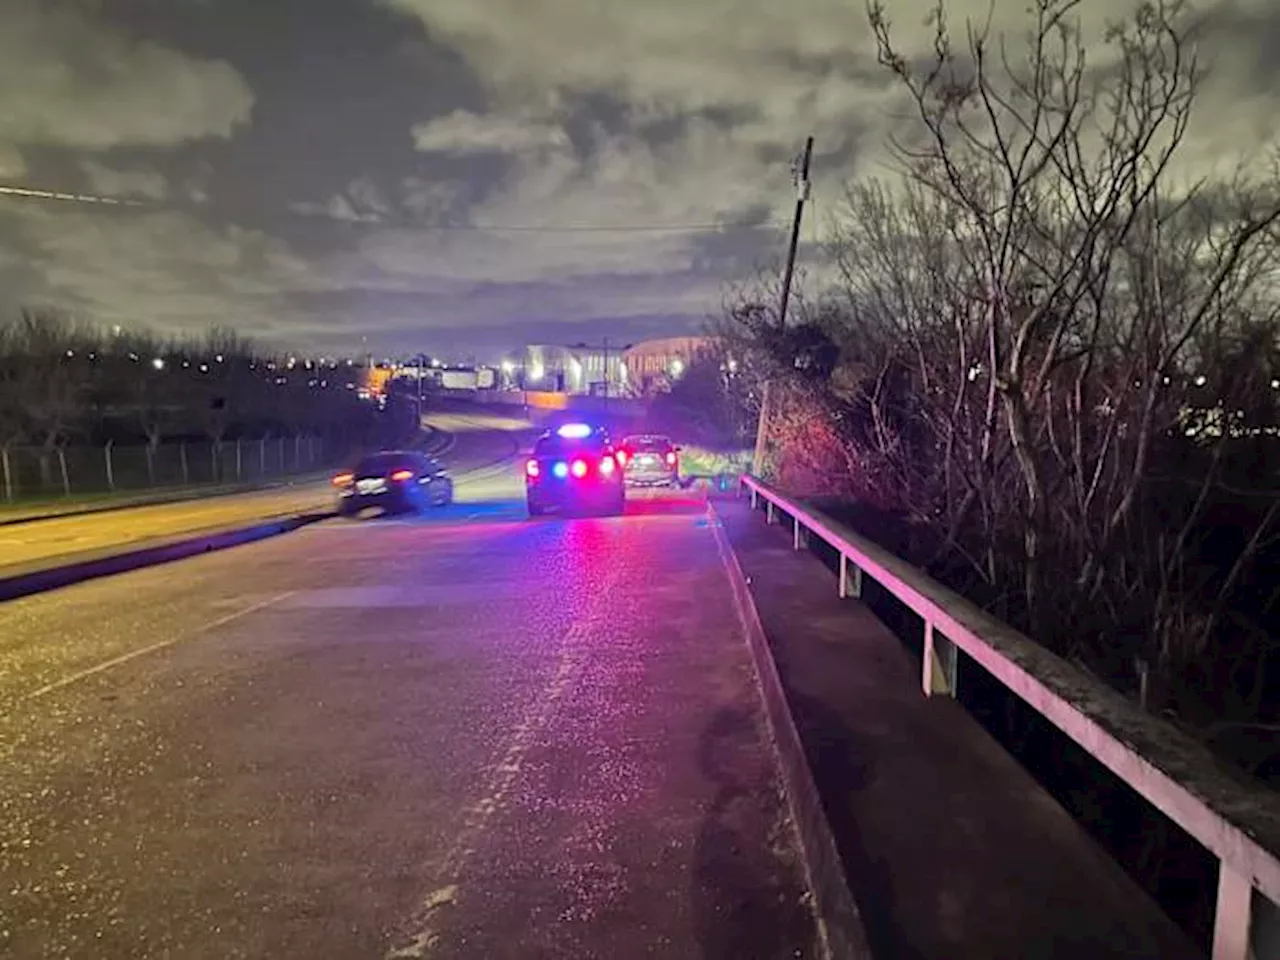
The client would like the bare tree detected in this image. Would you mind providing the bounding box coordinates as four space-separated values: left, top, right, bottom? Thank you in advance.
10 308 93 484
723 0 1280 750
863 0 1280 648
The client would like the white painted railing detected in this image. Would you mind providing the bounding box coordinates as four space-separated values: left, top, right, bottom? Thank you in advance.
741 474 1280 960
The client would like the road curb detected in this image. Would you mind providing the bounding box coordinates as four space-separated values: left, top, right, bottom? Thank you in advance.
0 511 331 603
0 474 337 528
708 497 873 960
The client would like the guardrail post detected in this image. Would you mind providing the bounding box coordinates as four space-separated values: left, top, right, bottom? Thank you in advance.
749 486 758 509
922 622 958 697
1211 862 1253 960
179 442 189 484
766 501 776 525
235 439 243 479
793 516 806 550
104 441 115 491
58 448 71 496
838 554 863 599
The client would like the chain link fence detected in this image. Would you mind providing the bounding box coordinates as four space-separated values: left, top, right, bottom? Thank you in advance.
0 436 344 503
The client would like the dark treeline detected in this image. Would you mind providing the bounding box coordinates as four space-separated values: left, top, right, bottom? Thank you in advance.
0 308 417 465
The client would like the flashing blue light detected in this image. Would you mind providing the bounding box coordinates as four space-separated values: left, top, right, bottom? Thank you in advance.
556 423 592 439
552 461 569 478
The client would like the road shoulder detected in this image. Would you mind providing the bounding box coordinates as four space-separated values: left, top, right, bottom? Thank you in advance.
714 494 1200 960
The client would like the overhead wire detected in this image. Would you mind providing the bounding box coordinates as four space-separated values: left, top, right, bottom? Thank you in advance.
0 181 787 234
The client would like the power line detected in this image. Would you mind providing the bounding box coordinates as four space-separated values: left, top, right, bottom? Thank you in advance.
0 184 146 207
1 181 787 234
393 220 785 233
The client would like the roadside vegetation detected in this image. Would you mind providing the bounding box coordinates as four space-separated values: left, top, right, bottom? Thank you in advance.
713 0 1279 942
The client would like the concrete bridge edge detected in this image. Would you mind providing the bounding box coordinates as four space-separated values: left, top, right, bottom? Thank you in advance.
708 498 874 960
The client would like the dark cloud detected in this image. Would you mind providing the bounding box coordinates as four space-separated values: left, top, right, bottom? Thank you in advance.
0 0 1274 356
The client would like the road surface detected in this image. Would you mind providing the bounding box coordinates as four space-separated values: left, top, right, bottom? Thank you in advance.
0 474 817 957
0 414 530 577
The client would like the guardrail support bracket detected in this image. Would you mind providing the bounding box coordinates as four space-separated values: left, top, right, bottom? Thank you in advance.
1212 863 1254 960
838 555 863 599
923 622 958 697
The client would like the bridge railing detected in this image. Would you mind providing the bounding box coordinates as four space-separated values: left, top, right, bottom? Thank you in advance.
740 474 1279 960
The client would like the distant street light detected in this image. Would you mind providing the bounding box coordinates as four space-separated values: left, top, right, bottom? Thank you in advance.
670 358 684 377
151 357 165 370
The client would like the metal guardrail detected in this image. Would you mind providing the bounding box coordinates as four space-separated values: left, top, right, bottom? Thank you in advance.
740 474 1279 960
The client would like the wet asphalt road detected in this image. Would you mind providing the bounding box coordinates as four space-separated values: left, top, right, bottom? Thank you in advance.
0 460 817 957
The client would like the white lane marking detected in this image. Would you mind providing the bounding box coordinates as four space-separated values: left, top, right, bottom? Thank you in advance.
384 561 623 958
24 591 295 700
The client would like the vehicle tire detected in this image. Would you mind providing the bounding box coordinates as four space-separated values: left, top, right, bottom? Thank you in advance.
609 493 626 516
527 497 545 517
436 480 454 507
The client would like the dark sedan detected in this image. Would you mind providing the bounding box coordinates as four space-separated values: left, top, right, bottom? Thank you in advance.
333 451 454 516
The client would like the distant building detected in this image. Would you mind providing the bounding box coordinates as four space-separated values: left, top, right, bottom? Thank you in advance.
620 336 718 396
509 343 628 395
502 336 719 396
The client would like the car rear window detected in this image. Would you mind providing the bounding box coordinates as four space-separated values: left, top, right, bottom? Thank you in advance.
534 436 607 456
355 453 417 474
624 436 672 452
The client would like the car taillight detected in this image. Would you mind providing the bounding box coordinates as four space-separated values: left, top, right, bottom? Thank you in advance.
666 451 677 466
332 471 354 486
599 455 615 475
390 469 413 482
616 449 628 466
526 458 540 477
570 459 588 478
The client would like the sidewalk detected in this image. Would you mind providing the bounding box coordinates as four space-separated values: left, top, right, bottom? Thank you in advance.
714 496 1200 960
0 472 333 526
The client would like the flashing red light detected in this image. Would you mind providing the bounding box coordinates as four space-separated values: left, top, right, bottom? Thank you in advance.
599 455 616 475
390 469 414 482
526 458 540 477
666 451 677 466
570 458 588 479
332 471 354 487
616 449 628 466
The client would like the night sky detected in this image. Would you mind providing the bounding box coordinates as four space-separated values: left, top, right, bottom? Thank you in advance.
0 0 1275 359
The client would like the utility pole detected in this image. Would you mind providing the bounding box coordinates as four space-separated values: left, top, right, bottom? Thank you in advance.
416 353 425 416
752 135 813 477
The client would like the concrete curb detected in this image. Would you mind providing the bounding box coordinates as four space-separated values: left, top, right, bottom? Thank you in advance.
707 497 873 960
0 511 331 603
0 475 335 528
